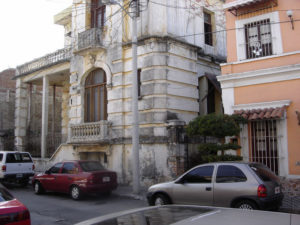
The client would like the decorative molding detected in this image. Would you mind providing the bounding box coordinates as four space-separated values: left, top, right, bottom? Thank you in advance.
232 100 291 111
221 51 300 67
218 64 300 88
88 54 96 66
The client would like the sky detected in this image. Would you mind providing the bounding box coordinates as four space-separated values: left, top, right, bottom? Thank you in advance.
0 0 73 72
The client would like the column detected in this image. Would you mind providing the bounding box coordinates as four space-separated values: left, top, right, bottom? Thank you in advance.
14 79 28 152
41 76 49 158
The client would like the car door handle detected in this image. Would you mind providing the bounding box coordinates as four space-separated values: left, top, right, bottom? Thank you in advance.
206 187 212 191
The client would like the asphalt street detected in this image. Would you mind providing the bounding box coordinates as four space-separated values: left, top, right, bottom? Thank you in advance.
9 185 147 225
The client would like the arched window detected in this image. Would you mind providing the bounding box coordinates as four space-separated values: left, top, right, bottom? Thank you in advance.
84 69 107 122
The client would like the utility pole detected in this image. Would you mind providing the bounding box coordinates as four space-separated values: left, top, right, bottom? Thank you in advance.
131 0 140 195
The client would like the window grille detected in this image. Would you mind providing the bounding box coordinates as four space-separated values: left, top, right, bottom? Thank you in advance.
245 19 272 59
249 120 279 174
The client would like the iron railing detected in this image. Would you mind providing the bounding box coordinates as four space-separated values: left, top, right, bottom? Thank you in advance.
16 48 71 76
26 133 66 158
77 28 104 51
68 121 110 144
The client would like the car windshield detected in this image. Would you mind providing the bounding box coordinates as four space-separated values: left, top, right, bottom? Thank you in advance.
79 161 105 172
250 163 279 182
90 206 212 225
0 187 14 202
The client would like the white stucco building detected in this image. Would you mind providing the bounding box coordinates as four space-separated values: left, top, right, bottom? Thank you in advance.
14 0 226 186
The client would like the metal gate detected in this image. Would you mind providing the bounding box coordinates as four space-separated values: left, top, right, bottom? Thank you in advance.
249 120 279 174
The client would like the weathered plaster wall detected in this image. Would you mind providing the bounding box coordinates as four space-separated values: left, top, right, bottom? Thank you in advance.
47 0 225 185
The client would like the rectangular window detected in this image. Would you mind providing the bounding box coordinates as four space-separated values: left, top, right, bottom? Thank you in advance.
91 0 106 28
204 12 213 46
245 19 272 59
249 120 278 174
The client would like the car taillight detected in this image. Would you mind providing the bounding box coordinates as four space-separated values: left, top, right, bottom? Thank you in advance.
1 165 6 172
0 209 30 223
257 184 267 198
32 164 35 171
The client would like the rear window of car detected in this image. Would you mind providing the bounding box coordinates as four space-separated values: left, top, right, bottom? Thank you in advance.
0 187 14 202
5 153 32 163
79 161 105 172
216 165 247 183
249 163 279 182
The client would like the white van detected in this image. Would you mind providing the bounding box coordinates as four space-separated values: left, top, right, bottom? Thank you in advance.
0 151 35 186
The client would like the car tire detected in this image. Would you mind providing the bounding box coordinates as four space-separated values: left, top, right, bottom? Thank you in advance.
235 200 257 210
154 194 170 206
70 185 81 200
34 182 44 195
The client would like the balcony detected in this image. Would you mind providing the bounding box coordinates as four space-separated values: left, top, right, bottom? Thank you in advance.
76 28 105 53
16 48 71 76
224 0 278 16
68 121 110 144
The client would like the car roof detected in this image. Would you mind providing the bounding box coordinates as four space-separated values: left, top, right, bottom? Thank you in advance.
198 161 250 166
57 160 99 163
74 205 299 225
0 151 31 154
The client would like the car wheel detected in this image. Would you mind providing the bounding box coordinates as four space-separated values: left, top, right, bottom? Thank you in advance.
34 182 44 195
70 185 81 200
154 194 170 206
235 200 257 210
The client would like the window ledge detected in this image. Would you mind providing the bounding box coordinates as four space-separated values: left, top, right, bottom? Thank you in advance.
221 51 300 67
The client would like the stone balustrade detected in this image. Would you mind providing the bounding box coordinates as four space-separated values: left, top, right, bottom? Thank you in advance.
16 48 71 76
68 121 110 144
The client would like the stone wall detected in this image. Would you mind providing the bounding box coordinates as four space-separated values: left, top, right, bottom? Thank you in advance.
280 177 300 213
0 69 16 150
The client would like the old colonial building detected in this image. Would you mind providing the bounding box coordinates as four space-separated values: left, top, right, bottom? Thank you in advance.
218 0 300 178
15 0 226 185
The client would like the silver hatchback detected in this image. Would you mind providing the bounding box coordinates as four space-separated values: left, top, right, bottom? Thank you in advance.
147 162 283 210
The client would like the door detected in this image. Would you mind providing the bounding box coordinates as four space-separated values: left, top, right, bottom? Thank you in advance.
172 165 214 206
55 162 78 193
5 153 21 176
41 163 63 191
213 165 248 207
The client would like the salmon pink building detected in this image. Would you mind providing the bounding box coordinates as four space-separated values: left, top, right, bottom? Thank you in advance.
218 0 300 177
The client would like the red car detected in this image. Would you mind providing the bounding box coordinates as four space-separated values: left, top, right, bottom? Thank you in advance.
0 184 31 225
32 160 118 200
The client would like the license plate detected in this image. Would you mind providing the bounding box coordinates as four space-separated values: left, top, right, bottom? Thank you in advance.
16 174 23 178
275 186 280 194
103 177 110 182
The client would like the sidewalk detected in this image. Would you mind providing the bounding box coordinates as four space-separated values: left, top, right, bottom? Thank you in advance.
114 185 300 214
114 185 147 201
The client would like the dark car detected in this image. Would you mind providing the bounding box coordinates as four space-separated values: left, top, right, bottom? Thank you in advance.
0 184 31 225
147 162 283 210
32 160 117 200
